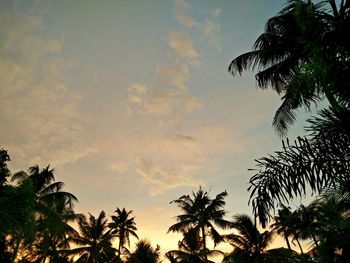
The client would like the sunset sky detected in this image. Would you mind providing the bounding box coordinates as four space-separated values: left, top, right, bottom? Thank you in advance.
1 0 318 258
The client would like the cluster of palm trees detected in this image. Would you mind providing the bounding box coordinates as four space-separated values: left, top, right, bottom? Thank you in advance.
228 0 350 262
166 188 350 263
2 0 350 262
1 149 349 262
0 154 160 262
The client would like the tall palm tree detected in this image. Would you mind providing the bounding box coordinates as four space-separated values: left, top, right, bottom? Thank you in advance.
126 239 160 263
168 187 230 261
229 0 350 135
166 228 223 263
70 211 116 263
109 208 138 262
223 214 274 263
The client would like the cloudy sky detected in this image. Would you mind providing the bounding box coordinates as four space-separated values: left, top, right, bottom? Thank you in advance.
0 0 317 258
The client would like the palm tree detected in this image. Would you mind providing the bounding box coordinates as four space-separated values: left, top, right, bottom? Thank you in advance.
229 0 350 135
0 150 35 243
223 214 274 263
109 208 138 262
307 187 350 262
249 109 350 227
165 228 223 263
70 211 116 263
126 239 160 263
32 198 83 262
271 205 293 250
10 165 79 261
168 187 231 261
11 165 78 213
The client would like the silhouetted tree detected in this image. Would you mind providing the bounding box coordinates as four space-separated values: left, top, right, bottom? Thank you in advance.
109 208 138 262
223 214 274 263
166 228 223 263
126 239 160 263
70 211 116 263
229 0 350 135
168 187 230 261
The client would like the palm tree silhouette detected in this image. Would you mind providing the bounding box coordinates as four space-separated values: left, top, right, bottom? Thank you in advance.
223 214 274 263
168 187 230 261
166 228 223 263
229 0 350 135
10 165 79 262
70 211 116 263
126 239 160 263
109 208 138 262
271 205 293 250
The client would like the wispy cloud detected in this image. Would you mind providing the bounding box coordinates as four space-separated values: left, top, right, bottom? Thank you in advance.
202 19 222 51
0 7 91 168
128 64 202 115
135 158 199 195
174 0 197 29
168 31 199 60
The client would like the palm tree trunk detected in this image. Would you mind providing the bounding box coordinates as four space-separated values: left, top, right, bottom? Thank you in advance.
201 226 207 262
311 234 318 249
295 238 304 254
284 232 291 250
118 239 123 262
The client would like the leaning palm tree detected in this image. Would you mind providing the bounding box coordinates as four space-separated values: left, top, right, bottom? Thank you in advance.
126 239 160 263
168 187 231 261
69 211 116 263
109 208 138 262
166 228 223 263
223 214 275 263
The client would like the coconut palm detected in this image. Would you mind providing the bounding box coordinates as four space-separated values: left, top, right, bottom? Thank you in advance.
0 150 35 238
168 187 231 261
9 165 79 261
109 208 138 262
70 211 116 263
223 214 274 263
31 198 83 262
248 108 350 227
308 188 350 262
271 205 293 250
165 228 223 263
126 239 160 263
229 0 350 135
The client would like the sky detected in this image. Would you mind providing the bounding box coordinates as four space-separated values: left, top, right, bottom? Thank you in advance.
0 0 320 260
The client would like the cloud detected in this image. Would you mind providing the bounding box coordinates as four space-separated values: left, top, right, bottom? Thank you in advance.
0 7 91 168
135 158 199 195
168 31 199 60
203 19 222 51
97 123 251 196
211 8 222 17
128 64 202 115
174 0 197 29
